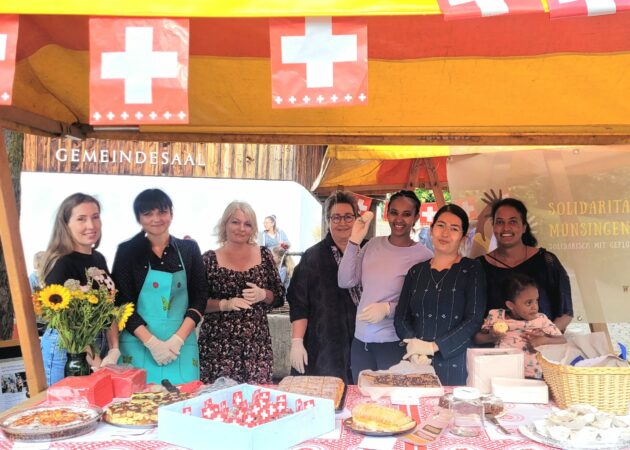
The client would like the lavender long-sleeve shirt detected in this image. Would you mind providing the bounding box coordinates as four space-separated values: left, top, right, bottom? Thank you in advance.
338 236 433 343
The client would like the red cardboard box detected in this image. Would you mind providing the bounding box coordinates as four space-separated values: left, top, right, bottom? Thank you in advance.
95 366 146 398
47 371 113 407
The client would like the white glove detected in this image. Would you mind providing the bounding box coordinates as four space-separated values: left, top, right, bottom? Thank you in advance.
85 347 101 370
290 338 308 374
144 336 176 366
242 282 266 304
99 348 121 367
165 334 184 356
219 297 251 312
349 211 374 244
357 303 390 324
410 354 432 366
403 338 435 359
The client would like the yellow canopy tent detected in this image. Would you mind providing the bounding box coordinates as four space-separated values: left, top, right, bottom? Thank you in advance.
2 1 630 394
2 1 630 143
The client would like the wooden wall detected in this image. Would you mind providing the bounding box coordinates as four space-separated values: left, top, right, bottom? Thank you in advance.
22 136 326 192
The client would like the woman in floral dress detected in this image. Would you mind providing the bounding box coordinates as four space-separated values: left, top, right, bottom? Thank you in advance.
199 201 285 384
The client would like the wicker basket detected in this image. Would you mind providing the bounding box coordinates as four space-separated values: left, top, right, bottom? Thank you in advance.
537 353 630 414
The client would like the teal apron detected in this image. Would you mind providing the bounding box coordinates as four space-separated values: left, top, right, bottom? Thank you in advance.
119 246 199 384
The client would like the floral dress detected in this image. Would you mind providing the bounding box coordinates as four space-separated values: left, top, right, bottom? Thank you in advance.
198 247 284 384
481 308 562 378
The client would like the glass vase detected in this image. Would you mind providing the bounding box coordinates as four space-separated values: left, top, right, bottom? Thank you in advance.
64 352 91 378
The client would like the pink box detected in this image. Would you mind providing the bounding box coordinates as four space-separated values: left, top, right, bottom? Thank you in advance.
94 366 146 398
47 371 113 407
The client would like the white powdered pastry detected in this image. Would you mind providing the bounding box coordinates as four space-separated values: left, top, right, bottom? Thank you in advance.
531 404 630 445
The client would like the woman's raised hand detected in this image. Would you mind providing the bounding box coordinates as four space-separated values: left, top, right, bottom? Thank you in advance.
350 211 374 244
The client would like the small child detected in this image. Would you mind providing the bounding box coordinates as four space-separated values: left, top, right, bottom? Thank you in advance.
271 245 294 292
474 273 566 378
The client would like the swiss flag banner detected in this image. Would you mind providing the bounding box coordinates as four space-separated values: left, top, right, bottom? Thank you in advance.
270 17 367 109
354 194 373 214
0 15 19 105
437 0 543 19
419 202 439 226
89 18 189 125
454 197 479 221
547 0 629 18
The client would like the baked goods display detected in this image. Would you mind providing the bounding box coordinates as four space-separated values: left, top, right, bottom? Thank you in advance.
348 403 416 433
103 391 194 427
362 372 441 388
276 376 345 410
0 405 102 442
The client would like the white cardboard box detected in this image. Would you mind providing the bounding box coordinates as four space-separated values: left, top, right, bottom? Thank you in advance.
158 383 335 450
466 348 524 394
491 376 549 404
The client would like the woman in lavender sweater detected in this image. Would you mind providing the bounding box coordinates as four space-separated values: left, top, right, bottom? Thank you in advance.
338 190 433 383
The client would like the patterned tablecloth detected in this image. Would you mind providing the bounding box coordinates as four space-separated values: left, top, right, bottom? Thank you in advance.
0 386 588 450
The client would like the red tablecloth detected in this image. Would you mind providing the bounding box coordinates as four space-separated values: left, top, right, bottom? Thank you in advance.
0 386 573 449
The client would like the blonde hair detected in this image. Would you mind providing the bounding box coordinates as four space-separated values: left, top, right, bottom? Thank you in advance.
215 201 259 245
271 245 295 278
40 193 101 283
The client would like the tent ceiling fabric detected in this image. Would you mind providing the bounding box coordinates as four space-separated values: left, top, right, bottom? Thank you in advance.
312 145 449 194
2 13 630 142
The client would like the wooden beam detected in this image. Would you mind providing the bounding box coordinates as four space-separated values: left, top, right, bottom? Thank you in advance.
87 132 630 146
0 133 47 395
424 158 446 207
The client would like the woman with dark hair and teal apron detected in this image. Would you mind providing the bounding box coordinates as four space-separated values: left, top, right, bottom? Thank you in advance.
112 189 207 384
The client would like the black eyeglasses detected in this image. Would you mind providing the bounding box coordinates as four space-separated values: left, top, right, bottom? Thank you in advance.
328 214 356 224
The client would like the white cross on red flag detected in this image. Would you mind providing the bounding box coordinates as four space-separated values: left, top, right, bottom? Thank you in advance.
270 17 367 109
89 18 189 125
354 194 373 214
0 15 19 105
437 0 542 19
547 0 629 17
419 202 439 226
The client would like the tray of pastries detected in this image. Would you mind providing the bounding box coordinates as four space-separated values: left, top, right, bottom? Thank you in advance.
276 376 346 411
361 372 441 388
0 404 102 441
103 391 194 428
345 403 416 436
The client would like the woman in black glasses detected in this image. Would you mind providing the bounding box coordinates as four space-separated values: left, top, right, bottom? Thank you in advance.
286 191 366 383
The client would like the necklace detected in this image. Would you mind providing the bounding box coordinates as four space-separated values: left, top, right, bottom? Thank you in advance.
429 265 451 291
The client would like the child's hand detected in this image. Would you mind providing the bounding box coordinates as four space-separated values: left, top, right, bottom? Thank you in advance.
524 331 549 349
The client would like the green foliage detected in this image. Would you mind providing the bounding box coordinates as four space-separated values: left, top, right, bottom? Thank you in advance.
414 188 451 203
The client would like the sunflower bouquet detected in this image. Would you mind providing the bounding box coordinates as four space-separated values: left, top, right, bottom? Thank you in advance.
34 267 134 355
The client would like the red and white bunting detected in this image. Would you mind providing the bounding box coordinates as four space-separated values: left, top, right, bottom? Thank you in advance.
270 17 367 109
89 18 189 125
438 0 542 19
419 202 439 226
0 15 19 105
547 0 629 17
354 194 373 214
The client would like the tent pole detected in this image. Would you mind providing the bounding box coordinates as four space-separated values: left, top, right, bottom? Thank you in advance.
0 133 47 395
424 158 446 207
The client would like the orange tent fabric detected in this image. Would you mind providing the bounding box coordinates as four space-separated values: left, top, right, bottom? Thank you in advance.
3 13 630 139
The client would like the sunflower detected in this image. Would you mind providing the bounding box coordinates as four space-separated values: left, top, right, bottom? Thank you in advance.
118 303 135 331
39 285 71 311
86 294 99 304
